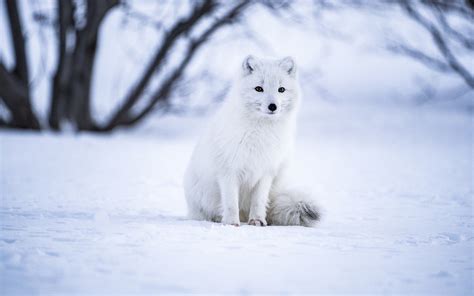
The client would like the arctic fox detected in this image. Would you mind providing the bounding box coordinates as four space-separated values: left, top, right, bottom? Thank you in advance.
183 55 320 227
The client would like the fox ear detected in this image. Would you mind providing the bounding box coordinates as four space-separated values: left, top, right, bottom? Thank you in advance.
279 56 296 77
242 55 258 75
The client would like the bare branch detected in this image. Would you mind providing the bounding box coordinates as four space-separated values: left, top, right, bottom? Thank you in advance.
400 1 474 88
419 0 474 17
103 0 217 130
387 44 451 72
114 0 252 128
121 1 164 30
432 5 474 50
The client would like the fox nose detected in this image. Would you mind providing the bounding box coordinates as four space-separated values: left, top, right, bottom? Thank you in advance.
268 103 277 112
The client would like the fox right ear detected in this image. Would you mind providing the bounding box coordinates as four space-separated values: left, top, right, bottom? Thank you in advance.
279 56 297 77
242 55 258 75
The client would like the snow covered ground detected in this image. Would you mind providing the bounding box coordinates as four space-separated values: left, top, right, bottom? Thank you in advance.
1 103 473 294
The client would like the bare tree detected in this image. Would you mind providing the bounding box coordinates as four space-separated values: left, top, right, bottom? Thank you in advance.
0 0 252 132
388 0 474 89
101 0 251 131
2 0 470 132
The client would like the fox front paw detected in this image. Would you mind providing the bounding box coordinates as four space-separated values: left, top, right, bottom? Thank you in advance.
222 216 240 226
248 218 267 227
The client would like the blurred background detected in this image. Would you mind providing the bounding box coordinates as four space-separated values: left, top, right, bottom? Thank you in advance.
1 0 473 134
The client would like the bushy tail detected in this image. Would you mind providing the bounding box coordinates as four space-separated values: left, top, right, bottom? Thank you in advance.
267 189 321 227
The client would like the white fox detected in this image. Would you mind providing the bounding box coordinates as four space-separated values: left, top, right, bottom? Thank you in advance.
184 55 320 227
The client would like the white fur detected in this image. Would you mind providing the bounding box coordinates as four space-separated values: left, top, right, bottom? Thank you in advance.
184 56 320 226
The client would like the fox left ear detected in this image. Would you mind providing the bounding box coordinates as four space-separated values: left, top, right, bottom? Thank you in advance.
242 55 259 75
279 56 296 77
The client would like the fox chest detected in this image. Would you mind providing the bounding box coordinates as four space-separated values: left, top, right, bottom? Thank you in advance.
217 129 288 179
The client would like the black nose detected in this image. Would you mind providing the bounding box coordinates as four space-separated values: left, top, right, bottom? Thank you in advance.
268 103 277 112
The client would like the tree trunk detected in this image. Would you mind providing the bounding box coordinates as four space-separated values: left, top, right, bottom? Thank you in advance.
49 0 118 131
49 0 74 130
0 0 40 129
0 64 40 129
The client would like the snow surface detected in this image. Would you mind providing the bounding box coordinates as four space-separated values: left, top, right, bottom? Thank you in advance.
1 103 473 295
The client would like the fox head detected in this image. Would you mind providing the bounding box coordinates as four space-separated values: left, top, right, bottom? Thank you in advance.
237 55 300 119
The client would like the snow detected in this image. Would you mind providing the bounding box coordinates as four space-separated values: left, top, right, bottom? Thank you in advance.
1 103 473 294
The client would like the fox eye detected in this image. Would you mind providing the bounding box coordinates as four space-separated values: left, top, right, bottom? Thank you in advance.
255 86 264 92
278 87 285 93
